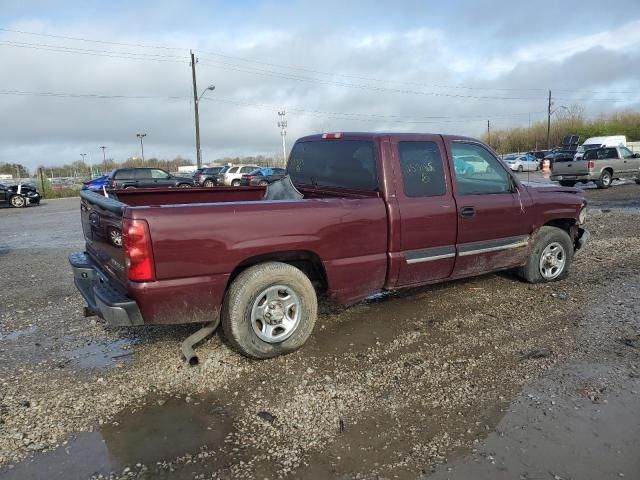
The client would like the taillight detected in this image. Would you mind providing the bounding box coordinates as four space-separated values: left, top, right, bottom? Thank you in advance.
123 218 155 282
246 176 254 180
587 160 595 169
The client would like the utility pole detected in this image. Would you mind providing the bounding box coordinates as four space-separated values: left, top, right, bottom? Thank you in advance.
100 145 107 163
136 133 147 161
487 120 490 146
278 110 288 167
546 90 552 149
190 50 202 168
81 153 88 177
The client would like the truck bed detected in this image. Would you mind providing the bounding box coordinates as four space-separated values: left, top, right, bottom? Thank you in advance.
79 186 387 325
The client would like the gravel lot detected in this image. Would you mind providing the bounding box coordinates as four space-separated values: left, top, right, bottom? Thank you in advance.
1 185 639 479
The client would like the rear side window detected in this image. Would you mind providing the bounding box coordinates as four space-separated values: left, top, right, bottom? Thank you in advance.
135 169 151 179
604 148 618 159
398 141 446 197
240 166 255 173
288 140 378 191
114 169 133 179
228 167 239 174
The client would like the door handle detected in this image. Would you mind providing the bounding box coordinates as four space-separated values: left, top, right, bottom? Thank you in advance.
460 206 476 218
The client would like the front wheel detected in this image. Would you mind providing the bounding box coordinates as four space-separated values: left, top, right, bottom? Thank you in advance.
10 195 26 208
222 262 317 359
518 226 573 283
596 171 612 189
518 165 524 172
178 183 191 188
231 180 241 187
203 179 215 187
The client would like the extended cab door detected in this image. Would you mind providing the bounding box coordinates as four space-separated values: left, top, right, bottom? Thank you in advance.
619 146 640 174
447 140 530 277
391 136 458 286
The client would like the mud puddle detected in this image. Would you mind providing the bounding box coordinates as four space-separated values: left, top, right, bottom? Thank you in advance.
60 338 136 370
427 361 640 480
0 395 235 480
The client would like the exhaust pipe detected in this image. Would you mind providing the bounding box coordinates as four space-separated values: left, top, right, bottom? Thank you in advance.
181 319 220 366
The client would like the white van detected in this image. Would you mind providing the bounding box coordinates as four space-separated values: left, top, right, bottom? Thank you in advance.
574 135 627 160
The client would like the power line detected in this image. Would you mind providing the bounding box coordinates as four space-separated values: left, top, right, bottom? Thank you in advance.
0 88 546 124
0 27 186 51
0 40 188 63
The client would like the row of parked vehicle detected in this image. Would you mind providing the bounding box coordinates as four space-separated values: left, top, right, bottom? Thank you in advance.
81 165 287 192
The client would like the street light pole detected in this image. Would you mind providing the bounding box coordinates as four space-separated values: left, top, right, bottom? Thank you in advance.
136 133 147 161
99 146 107 163
278 110 287 167
80 153 89 177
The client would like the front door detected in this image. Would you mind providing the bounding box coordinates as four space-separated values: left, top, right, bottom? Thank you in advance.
447 141 531 278
620 146 640 174
392 136 458 286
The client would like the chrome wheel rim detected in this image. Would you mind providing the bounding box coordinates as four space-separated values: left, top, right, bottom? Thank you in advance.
602 173 611 186
251 285 301 343
539 242 566 280
11 196 25 207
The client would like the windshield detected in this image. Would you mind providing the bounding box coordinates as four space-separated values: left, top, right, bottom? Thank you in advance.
288 140 378 191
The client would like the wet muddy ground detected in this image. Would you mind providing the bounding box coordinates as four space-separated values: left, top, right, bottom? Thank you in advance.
1 187 639 479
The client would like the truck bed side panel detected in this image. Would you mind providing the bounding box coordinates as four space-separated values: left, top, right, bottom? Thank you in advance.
130 197 389 310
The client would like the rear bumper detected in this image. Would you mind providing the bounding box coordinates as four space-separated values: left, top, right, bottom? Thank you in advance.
69 252 144 327
550 173 593 182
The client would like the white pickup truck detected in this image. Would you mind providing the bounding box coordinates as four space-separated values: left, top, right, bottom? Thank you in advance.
550 145 640 188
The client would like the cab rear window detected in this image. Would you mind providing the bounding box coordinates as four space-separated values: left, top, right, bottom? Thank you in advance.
288 140 378 191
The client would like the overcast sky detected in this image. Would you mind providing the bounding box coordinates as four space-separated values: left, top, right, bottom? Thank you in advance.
1 0 639 170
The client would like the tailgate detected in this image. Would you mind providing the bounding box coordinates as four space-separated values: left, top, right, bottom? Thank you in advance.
80 190 128 285
552 159 588 176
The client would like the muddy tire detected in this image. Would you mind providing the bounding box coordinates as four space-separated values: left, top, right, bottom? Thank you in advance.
518 226 573 284
596 170 612 189
10 195 26 208
559 180 576 187
222 262 317 359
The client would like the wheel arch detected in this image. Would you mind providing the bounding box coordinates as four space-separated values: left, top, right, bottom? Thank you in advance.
226 250 328 294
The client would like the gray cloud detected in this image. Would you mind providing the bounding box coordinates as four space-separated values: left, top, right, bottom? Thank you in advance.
0 1 639 170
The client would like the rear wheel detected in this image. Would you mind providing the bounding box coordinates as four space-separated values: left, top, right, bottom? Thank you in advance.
222 262 317 359
258 180 268 186
178 183 191 188
124 186 136 190
518 165 524 172
10 195 25 208
596 170 612 189
231 179 241 187
559 180 576 187
203 179 215 187
518 226 573 283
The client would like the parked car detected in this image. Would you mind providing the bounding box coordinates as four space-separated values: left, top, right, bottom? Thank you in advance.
216 165 259 186
0 183 41 207
504 154 539 172
551 145 640 188
82 175 109 192
107 168 194 189
240 167 287 186
71 132 588 359
193 166 227 187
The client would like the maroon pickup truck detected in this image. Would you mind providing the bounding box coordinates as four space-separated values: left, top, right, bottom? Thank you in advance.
70 132 588 359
